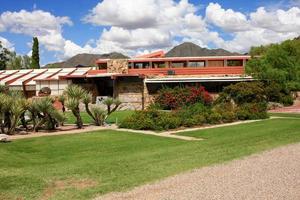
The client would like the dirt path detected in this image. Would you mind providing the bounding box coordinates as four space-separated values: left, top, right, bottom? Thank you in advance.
96 143 300 200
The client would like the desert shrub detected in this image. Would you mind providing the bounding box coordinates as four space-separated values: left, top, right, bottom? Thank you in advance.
216 82 269 120
236 103 268 120
264 82 293 106
155 86 213 110
120 110 181 131
176 103 210 127
206 111 222 124
217 82 266 105
212 102 237 123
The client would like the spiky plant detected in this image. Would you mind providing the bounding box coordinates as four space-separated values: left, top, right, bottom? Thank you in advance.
32 97 65 132
91 106 106 126
58 95 66 113
64 85 87 128
66 97 83 128
103 97 122 116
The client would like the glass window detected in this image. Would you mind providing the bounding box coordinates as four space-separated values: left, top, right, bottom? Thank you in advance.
171 61 186 68
227 60 243 66
153 62 166 68
133 62 150 69
188 61 205 67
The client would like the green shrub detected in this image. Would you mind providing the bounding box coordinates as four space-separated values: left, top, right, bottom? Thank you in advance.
206 111 222 124
236 103 268 120
120 110 181 131
176 103 210 127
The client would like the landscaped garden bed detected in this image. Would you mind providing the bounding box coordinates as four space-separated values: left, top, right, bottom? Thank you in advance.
120 82 269 131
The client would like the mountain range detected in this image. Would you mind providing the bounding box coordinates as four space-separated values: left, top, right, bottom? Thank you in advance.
45 42 240 68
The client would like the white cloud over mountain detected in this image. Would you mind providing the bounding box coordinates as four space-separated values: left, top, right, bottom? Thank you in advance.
0 1 299 61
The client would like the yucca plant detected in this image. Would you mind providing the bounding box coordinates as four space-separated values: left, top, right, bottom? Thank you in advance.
58 95 66 113
66 97 83 128
0 90 29 135
91 106 106 126
103 97 122 116
30 97 65 132
64 85 87 129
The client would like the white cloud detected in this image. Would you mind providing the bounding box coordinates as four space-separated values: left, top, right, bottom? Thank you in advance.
205 3 300 52
250 7 300 33
82 0 220 56
205 3 250 32
1 1 300 62
0 9 72 53
0 36 14 51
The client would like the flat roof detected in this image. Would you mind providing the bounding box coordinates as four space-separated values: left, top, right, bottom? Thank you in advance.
145 76 254 83
96 55 251 64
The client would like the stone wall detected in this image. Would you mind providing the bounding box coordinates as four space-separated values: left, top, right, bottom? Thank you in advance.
115 79 144 110
107 59 128 74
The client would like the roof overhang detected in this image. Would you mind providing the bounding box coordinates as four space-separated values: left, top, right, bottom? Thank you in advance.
145 76 254 83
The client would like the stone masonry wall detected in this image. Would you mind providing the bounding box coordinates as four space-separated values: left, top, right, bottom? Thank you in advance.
115 79 144 110
107 59 128 74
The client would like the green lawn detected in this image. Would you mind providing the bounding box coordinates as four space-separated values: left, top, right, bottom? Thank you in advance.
0 118 300 199
64 110 134 124
269 112 300 118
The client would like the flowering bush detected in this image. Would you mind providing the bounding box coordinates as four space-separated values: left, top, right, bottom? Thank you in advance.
154 86 213 110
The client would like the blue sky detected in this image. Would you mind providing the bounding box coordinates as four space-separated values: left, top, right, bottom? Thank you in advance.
0 0 299 65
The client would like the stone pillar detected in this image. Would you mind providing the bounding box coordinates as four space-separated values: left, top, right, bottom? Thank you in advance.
107 59 129 74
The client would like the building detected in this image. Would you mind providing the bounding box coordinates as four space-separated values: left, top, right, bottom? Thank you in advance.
0 53 252 109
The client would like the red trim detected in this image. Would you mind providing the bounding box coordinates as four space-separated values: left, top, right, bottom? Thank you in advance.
0 70 19 81
96 56 250 64
87 69 107 75
136 50 165 58
34 69 63 81
5 70 33 85
128 67 244 76
23 70 48 85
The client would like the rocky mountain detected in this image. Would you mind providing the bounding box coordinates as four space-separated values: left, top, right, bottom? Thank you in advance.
165 42 240 57
44 52 129 68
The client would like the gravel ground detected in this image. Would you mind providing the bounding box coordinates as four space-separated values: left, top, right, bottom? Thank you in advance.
96 143 300 200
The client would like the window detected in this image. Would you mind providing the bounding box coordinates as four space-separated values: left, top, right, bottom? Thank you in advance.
227 60 243 66
153 61 166 68
171 61 187 68
98 63 107 69
133 62 150 69
188 61 205 67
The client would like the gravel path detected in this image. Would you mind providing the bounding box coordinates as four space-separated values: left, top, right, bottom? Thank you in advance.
96 143 300 200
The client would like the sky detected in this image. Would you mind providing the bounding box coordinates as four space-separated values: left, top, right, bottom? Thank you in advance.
0 0 299 65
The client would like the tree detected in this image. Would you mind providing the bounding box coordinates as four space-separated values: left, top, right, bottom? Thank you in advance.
246 37 300 105
0 41 10 70
6 52 22 70
31 37 40 69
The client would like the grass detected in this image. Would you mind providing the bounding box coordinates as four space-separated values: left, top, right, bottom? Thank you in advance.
0 118 300 199
269 112 300 118
64 110 134 124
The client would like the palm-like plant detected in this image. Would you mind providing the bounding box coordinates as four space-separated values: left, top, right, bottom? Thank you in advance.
64 85 87 129
65 97 83 128
64 84 122 127
31 97 65 132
